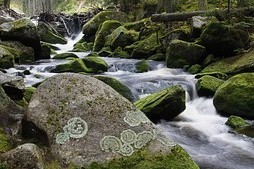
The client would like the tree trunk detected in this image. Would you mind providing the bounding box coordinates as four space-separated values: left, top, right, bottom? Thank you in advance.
157 0 177 13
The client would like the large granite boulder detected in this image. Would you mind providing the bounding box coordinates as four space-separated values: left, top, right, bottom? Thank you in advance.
0 18 44 60
26 73 198 168
200 22 249 57
93 20 122 52
195 75 224 97
201 49 254 75
37 22 67 44
0 143 44 169
166 40 206 68
214 73 254 118
82 11 129 42
134 85 186 123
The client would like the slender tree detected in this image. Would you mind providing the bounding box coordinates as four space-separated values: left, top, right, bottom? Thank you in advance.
198 0 208 10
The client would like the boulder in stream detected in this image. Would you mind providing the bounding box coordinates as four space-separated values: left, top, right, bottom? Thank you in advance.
0 46 15 69
37 22 67 45
52 52 78 59
134 85 186 123
82 11 129 42
26 73 198 168
166 40 206 68
214 73 254 118
195 75 224 97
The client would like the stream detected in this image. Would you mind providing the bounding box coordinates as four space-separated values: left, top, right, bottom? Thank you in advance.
5 33 254 169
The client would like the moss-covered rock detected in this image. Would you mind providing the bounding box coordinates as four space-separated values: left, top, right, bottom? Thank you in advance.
95 76 134 102
37 22 67 44
134 85 186 123
131 33 161 59
83 145 199 169
213 73 254 118
0 46 15 69
166 40 206 68
40 42 51 60
196 75 224 97
187 64 202 74
201 49 254 75
52 53 78 59
195 72 228 80
112 47 130 58
1 41 35 63
72 42 93 52
135 60 149 73
82 11 129 42
200 22 249 57
93 20 122 52
51 59 88 73
0 18 43 60
147 53 165 61
0 128 11 153
123 19 148 32
82 57 108 73
105 26 139 50
225 115 249 129
98 47 112 57
24 87 36 103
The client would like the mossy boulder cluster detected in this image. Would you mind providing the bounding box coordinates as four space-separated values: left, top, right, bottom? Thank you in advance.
25 73 198 168
134 85 186 123
214 73 254 118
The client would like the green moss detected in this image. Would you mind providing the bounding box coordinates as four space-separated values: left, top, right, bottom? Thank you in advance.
166 40 206 68
0 128 12 153
72 42 93 52
131 33 161 59
187 64 202 74
201 49 254 75
82 57 108 73
82 11 129 42
95 76 134 102
196 75 224 97
24 87 36 102
214 73 254 117
112 47 130 58
134 85 185 122
147 53 165 61
135 60 149 73
225 115 249 129
53 53 78 60
105 26 139 50
51 59 88 73
84 145 199 169
93 20 122 52
37 22 67 44
0 46 15 69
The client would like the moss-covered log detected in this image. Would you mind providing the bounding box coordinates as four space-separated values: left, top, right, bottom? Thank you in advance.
151 7 254 22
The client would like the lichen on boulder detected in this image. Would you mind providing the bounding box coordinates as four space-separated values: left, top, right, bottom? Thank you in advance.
134 85 186 123
26 73 198 168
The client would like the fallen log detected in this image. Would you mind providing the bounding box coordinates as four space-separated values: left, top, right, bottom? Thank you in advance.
151 7 254 22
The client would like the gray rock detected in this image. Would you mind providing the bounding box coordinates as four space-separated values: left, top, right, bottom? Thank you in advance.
0 86 23 135
26 73 183 166
0 72 24 90
0 143 44 169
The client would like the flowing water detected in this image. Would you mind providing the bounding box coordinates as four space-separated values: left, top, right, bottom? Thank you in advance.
6 33 254 169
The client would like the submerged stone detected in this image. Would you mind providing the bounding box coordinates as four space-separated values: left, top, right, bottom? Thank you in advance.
26 73 198 168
